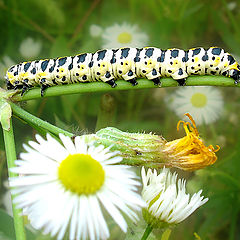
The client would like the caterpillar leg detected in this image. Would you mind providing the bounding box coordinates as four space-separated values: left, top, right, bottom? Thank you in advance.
106 79 117 88
14 84 23 90
176 78 187 86
127 78 138 86
151 77 161 86
21 85 29 96
40 85 49 97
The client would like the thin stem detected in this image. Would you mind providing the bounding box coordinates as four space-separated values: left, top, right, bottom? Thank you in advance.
11 76 239 102
2 119 26 240
141 224 153 240
9 101 74 137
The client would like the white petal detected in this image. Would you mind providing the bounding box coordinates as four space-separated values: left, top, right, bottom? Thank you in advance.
98 192 128 232
142 168 208 224
59 134 77 154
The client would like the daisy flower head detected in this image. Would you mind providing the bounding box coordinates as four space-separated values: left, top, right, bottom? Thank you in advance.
167 86 223 125
19 37 42 59
141 167 208 228
101 22 148 49
9 134 144 240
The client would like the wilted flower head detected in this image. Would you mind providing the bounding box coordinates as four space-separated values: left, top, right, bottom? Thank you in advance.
141 167 208 228
92 114 219 171
10 134 144 240
164 113 220 170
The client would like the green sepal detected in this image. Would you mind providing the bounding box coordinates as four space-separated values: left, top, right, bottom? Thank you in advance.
0 98 12 131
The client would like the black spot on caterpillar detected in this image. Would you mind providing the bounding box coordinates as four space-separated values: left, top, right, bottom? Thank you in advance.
5 47 240 96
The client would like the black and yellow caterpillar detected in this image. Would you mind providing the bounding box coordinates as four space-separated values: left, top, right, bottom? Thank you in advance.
5 47 240 96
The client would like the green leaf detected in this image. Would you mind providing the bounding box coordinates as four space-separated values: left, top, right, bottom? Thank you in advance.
0 99 12 131
0 209 36 240
161 228 172 240
0 231 11 240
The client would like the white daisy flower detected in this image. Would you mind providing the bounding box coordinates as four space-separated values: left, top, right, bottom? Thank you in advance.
9 134 144 240
89 24 103 37
227 2 237 11
19 37 42 59
141 167 208 226
101 22 148 49
166 86 223 125
0 56 15 80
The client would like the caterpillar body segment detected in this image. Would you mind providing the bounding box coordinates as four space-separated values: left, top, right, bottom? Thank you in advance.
112 47 138 85
186 48 206 76
135 47 161 85
71 53 92 83
5 46 240 96
91 49 115 84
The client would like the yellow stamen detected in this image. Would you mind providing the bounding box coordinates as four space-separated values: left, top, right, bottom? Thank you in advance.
164 113 219 170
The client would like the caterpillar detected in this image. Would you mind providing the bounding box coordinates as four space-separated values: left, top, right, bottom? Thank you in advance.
5 47 240 96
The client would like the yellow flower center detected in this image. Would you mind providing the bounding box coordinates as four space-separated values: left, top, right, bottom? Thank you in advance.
191 93 207 108
117 32 132 44
58 154 105 195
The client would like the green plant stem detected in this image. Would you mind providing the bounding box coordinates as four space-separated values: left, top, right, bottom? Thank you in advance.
9 101 74 137
2 119 26 240
141 224 153 240
11 76 239 102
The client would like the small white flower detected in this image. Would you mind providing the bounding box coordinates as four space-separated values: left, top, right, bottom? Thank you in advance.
101 22 148 49
0 56 15 80
89 24 103 37
166 86 223 125
19 37 42 59
141 167 208 226
227 2 237 11
10 134 144 240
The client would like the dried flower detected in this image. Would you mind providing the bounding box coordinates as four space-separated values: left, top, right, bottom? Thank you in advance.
86 114 219 171
163 113 220 170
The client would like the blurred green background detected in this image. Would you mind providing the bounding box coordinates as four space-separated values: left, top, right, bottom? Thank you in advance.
0 0 240 239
